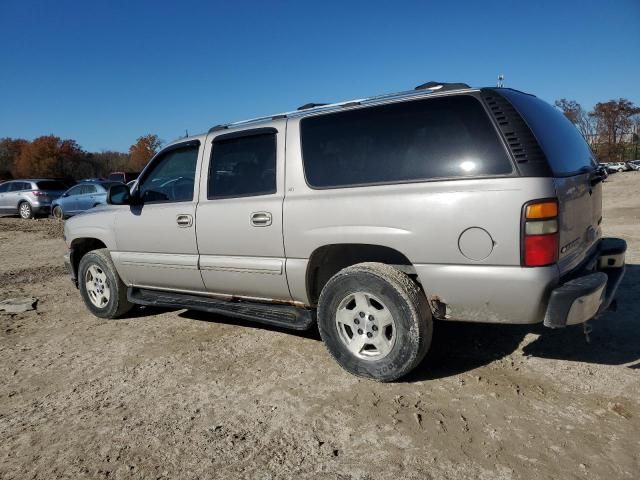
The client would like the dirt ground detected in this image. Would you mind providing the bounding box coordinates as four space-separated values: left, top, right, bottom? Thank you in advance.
1 173 639 480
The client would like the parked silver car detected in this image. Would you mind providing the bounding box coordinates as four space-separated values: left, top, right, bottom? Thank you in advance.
0 179 68 219
63 82 626 381
627 160 640 171
605 162 629 173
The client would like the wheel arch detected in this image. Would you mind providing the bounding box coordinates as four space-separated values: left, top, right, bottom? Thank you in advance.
69 238 108 282
305 243 417 306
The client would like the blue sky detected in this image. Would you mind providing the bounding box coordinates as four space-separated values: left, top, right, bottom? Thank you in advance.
0 0 638 152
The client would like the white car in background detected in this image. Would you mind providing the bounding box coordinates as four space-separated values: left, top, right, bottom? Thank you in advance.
605 162 629 173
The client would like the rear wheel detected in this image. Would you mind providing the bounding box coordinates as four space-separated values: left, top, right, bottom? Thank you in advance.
78 248 133 319
18 201 33 219
317 262 432 382
52 205 64 220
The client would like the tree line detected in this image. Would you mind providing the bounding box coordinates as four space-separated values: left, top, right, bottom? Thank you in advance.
2 96 639 181
0 134 163 181
554 98 639 162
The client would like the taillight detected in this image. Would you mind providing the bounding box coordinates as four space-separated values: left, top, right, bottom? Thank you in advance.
32 191 46 197
522 200 559 267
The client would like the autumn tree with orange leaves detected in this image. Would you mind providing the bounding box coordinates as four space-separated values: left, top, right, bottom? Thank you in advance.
13 135 87 178
128 134 162 170
0 137 28 179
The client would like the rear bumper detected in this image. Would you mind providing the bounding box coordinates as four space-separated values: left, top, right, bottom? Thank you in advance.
543 237 626 328
31 204 52 214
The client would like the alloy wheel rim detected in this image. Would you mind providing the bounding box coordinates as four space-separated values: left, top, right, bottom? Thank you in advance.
85 264 111 309
20 203 30 218
335 291 396 360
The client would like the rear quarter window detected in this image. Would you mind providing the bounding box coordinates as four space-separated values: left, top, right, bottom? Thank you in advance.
300 95 513 188
498 90 595 176
36 180 67 190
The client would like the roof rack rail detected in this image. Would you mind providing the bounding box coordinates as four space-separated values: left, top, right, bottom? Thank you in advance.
297 102 329 111
208 124 228 133
415 81 471 91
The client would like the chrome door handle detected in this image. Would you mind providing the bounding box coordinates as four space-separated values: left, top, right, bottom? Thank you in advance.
251 211 272 227
176 214 193 227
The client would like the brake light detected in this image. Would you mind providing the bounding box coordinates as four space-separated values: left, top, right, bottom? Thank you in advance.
522 199 559 267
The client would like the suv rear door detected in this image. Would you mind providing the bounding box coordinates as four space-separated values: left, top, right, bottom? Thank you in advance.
496 90 601 275
196 121 291 300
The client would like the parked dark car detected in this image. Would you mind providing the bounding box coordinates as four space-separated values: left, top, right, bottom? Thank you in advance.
51 181 120 219
108 171 139 183
0 179 67 219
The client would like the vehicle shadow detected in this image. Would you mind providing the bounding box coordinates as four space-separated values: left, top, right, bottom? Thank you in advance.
407 263 640 381
167 264 640 382
521 263 640 367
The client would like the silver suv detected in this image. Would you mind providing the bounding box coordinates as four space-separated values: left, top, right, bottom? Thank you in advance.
63 82 627 381
0 179 67 218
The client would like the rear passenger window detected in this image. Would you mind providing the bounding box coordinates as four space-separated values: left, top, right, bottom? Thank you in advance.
301 95 512 188
208 133 276 198
9 182 28 192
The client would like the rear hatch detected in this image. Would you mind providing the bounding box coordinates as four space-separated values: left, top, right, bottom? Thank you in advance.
35 180 68 203
497 90 602 275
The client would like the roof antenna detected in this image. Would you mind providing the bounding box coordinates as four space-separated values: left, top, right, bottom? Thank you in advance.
497 73 504 88
184 129 189 138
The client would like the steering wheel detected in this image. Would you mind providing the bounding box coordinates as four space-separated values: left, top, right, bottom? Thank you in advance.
164 176 194 201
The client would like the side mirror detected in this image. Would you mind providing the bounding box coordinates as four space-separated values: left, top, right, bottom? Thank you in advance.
107 184 133 205
62 192 69 197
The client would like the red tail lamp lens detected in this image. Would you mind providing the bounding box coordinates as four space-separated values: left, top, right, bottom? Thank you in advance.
524 234 559 267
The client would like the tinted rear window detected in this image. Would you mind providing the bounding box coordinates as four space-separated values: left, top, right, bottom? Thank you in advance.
36 181 66 190
300 95 512 188
498 90 595 176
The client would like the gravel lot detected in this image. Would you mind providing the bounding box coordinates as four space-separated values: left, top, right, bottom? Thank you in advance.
1 173 639 480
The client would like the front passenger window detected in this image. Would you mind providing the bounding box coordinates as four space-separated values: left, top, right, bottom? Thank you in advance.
138 143 200 203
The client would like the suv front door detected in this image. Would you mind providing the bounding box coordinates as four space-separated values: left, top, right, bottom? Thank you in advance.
111 140 205 291
196 122 291 300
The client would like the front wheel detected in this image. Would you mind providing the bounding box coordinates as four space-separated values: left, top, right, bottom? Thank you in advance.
317 262 432 382
78 248 133 319
52 205 64 220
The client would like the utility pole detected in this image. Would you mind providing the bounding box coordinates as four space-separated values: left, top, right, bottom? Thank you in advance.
497 74 504 88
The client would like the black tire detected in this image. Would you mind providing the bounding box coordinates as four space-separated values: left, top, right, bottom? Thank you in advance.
317 262 432 382
52 205 64 220
18 201 33 219
78 248 133 319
